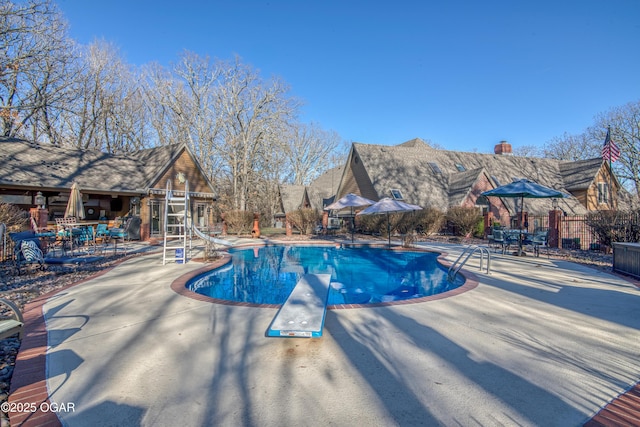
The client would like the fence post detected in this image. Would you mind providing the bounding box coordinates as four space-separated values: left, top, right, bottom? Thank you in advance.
548 209 562 248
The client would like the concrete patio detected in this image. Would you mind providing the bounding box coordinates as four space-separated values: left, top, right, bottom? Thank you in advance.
9 242 640 426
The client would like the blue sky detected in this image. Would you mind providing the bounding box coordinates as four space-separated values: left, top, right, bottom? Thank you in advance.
56 0 640 153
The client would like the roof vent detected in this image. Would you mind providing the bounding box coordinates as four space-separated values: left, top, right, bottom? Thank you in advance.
494 141 513 155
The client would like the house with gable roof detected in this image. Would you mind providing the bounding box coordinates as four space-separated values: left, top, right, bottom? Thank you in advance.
0 137 217 241
274 184 311 227
332 138 623 229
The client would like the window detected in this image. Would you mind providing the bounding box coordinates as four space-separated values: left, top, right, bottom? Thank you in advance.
428 162 442 174
149 200 163 236
455 163 466 172
476 195 489 206
196 203 206 228
390 189 404 200
598 182 609 204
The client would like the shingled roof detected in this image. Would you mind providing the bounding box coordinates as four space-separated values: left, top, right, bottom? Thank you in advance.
0 138 191 195
307 165 345 210
277 184 309 214
343 139 605 216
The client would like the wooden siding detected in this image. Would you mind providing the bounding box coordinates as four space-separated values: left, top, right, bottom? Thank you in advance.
152 150 212 194
585 165 618 210
338 147 379 201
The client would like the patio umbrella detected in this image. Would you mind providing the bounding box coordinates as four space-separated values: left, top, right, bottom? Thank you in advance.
324 193 375 242
65 182 85 220
482 179 569 254
357 198 423 247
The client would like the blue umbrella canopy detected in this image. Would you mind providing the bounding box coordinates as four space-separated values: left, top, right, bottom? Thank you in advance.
481 179 569 199
482 179 568 255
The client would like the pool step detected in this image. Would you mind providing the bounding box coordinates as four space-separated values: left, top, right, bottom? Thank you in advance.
267 273 331 338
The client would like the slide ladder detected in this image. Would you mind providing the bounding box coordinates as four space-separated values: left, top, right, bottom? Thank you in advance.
162 180 189 265
448 245 491 280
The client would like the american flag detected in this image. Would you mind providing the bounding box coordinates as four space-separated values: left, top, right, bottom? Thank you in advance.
601 127 620 162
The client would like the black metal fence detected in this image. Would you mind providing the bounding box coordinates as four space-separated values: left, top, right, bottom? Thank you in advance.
529 212 640 251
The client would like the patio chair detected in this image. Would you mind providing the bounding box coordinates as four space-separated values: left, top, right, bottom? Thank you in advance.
503 229 523 254
75 226 96 254
95 223 110 253
0 298 24 340
96 223 109 240
109 217 133 241
30 217 56 253
489 229 507 253
55 217 77 232
9 231 47 274
530 229 549 257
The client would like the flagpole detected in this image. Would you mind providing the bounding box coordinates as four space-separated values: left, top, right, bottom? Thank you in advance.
608 126 614 210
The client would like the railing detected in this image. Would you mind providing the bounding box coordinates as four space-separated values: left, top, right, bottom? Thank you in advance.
448 245 491 281
613 242 640 278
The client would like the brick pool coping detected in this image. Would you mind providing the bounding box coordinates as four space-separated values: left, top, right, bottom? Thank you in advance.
8 254 135 427
7 244 640 426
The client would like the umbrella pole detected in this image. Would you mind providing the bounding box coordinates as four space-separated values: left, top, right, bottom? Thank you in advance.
519 196 524 256
387 212 391 248
351 207 354 243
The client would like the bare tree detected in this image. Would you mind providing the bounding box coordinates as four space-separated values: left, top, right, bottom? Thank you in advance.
0 0 76 141
542 132 600 160
215 57 300 211
541 100 640 197
141 52 223 173
284 122 343 185
59 40 148 152
589 100 640 197
512 144 543 158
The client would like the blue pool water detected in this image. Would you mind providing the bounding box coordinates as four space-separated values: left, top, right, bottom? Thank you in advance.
187 245 464 305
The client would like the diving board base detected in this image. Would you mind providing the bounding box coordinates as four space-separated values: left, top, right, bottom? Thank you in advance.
267 273 331 338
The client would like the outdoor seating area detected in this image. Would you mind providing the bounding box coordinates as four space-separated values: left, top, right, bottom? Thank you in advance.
5 219 135 275
487 227 549 257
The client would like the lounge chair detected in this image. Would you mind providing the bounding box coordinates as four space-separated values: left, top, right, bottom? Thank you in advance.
0 298 23 340
8 231 47 274
14 239 46 274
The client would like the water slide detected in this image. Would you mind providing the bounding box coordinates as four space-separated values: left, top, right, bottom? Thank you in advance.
186 216 234 247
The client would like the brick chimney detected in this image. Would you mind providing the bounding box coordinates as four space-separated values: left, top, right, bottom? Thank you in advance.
494 140 513 155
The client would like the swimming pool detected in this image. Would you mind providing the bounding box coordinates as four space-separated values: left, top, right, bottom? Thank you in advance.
187 245 465 306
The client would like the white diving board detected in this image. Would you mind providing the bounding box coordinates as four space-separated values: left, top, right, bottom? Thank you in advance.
267 273 331 338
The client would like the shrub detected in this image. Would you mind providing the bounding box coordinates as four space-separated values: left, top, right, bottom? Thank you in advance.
474 219 485 238
0 202 28 232
357 214 386 235
446 206 482 237
223 210 254 235
415 207 446 236
586 209 640 248
287 208 319 235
